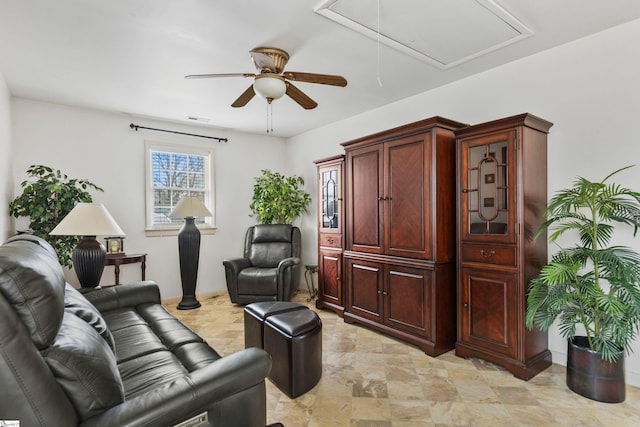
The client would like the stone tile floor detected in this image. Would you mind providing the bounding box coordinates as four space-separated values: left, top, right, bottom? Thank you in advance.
166 291 640 426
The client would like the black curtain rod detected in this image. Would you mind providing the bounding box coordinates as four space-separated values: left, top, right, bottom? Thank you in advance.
129 123 228 143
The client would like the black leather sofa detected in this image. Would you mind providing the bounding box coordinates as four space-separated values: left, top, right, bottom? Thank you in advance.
0 235 271 427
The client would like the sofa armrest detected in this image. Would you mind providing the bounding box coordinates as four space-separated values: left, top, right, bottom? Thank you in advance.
83 281 161 312
79 347 271 427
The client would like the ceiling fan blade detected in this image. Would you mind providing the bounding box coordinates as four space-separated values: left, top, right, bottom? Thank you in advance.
231 85 256 108
285 82 318 110
185 73 254 79
283 71 347 87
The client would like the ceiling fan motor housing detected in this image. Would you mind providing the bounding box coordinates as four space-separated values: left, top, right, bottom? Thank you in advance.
251 46 290 73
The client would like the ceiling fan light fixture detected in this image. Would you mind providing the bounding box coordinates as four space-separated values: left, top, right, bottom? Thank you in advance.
253 74 286 101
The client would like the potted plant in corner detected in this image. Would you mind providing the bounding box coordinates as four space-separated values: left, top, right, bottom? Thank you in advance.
249 169 311 224
9 165 103 268
526 165 640 403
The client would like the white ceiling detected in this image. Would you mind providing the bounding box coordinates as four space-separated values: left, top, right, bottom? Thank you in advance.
1 0 639 137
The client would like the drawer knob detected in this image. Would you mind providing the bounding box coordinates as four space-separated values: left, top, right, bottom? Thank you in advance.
479 249 495 258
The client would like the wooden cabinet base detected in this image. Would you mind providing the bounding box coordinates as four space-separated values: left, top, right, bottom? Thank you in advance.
315 299 344 317
344 311 453 357
455 342 552 380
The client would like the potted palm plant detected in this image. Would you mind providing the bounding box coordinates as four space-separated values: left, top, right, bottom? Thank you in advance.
526 165 640 403
249 169 311 224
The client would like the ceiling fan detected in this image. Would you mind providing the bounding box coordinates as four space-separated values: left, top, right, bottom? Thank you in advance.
185 47 347 110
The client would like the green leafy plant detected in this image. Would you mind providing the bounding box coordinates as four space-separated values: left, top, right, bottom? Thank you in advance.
249 169 311 224
526 165 640 361
9 165 103 268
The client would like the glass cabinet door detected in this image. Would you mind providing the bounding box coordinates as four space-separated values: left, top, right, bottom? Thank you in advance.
319 163 342 233
460 131 516 242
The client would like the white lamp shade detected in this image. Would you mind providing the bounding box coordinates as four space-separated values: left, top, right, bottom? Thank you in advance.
253 74 286 100
169 196 212 218
50 203 125 236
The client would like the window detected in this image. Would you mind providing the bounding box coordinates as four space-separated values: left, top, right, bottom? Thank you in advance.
145 141 215 234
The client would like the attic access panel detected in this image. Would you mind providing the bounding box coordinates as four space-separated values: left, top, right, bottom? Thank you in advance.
315 0 533 69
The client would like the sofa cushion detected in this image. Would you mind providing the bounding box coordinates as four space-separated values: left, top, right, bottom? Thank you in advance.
118 351 189 398
173 342 222 371
42 311 125 420
64 283 115 353
0 235 65 349
111 324 167 363
103 307 149 332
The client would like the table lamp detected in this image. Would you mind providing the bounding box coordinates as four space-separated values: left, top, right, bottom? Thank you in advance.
50 203 125 290
169 196 212 310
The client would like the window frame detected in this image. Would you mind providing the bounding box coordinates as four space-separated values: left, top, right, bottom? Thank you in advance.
144 140 216 236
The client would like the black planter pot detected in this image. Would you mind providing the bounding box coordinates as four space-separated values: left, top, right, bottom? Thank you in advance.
566 336 625 403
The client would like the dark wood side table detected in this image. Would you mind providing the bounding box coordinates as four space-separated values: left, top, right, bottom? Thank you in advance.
104 253 147 286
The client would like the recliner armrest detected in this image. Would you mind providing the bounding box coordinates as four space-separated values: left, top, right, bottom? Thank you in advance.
79 347 272 427
223 258 252 303
222 257 252 272
277 256 300 271
83 281 161 312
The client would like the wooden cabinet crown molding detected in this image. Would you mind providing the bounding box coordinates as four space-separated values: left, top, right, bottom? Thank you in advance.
341 116 468 150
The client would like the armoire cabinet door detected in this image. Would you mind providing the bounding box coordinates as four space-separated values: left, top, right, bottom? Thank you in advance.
458 130 517 245
347 145 383 254
319 248 342 307
345 258 383 323
384 135 432 260
318 163 342 236
385 265 431 338
459 267 517 358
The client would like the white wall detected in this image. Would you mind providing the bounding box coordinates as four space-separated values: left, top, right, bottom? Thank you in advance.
11 99 288 298
287 19 640 386
0 72 12 241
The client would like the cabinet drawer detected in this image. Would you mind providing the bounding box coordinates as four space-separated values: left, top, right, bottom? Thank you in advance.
320 234 342 248
461 244 516 266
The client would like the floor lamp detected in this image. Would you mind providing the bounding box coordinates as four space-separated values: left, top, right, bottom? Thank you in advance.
50 203 125 291
169 196 212 310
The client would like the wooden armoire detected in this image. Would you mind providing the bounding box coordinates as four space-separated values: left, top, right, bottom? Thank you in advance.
454 113 553 379
315 155 345 316
339 116 467 356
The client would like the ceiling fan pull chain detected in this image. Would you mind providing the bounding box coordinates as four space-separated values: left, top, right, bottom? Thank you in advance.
266 100 274 133
376 0 383 88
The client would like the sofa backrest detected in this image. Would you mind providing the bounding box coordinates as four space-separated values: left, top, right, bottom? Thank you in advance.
0 235 66 347
244 224 301 268
0 235 125 425
0 235 80 426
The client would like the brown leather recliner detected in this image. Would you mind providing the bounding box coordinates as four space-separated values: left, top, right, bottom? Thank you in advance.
223 224 301 305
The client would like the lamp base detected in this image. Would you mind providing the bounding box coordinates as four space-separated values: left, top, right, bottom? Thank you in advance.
177 295 201 310
177 217 202 310
73 236 106 288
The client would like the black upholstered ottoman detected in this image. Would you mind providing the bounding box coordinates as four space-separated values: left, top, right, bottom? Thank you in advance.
264 309 322 398
243 301 308 349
